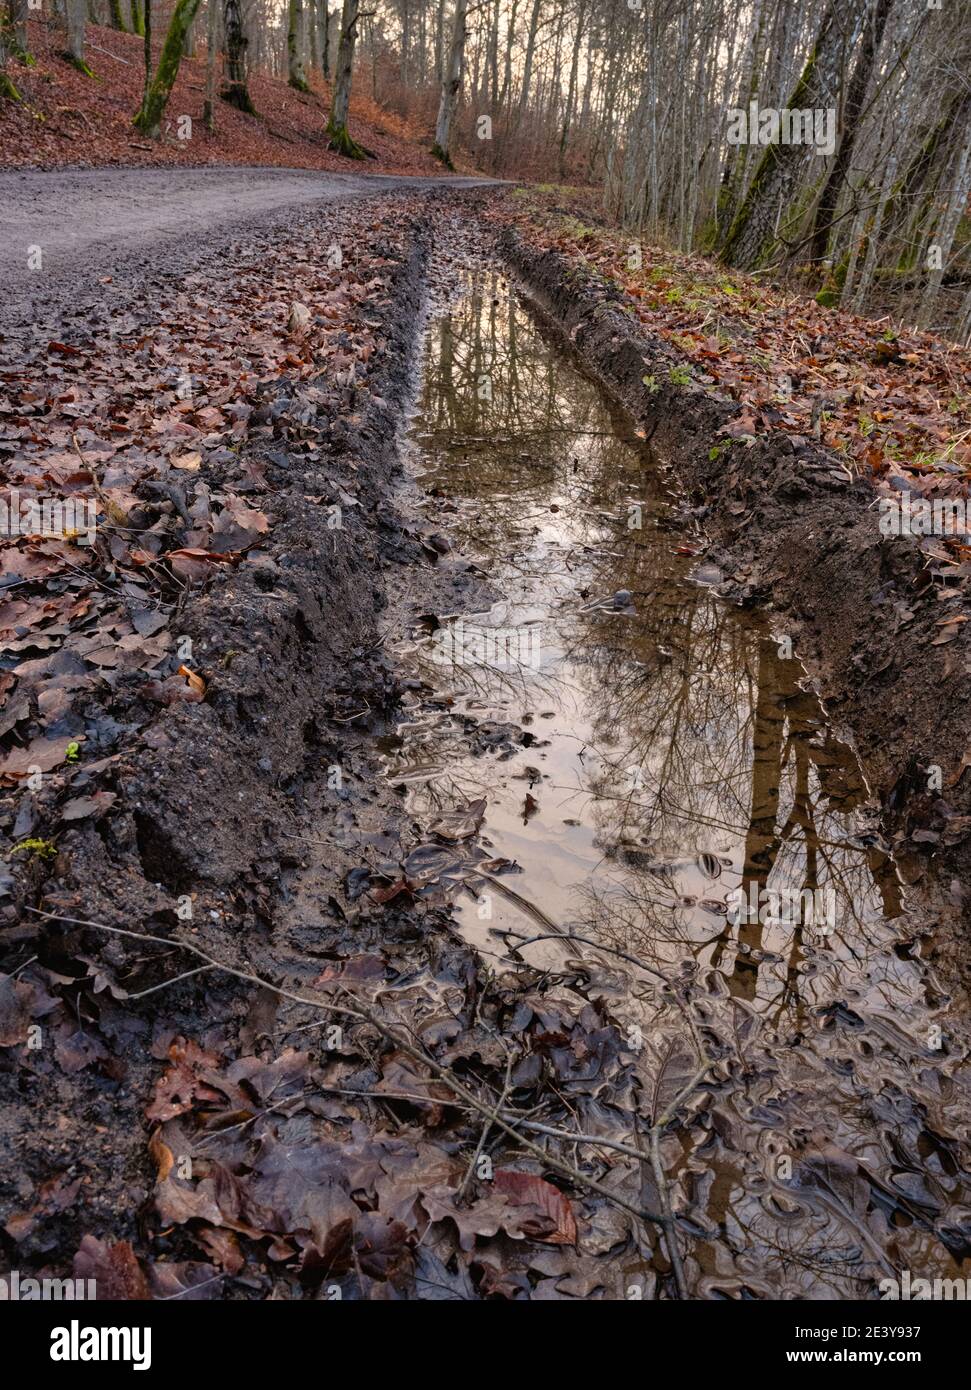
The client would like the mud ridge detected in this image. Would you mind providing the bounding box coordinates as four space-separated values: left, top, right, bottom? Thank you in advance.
499 227 971 989
33 221 431 926
0 210 439 1255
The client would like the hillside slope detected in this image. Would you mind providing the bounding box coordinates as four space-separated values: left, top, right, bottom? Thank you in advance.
0 19 444 176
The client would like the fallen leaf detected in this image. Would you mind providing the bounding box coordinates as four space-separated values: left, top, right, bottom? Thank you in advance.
178 664 206 697
493 1169 577 1245
61 791 117 821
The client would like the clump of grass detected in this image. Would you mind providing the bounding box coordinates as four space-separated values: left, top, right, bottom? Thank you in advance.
10 838 57 861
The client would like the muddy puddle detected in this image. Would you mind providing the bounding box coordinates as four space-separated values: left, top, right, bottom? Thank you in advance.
382 267 971 1298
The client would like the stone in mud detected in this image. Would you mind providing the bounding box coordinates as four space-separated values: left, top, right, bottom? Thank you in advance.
287 302 311 333
693 562 724 586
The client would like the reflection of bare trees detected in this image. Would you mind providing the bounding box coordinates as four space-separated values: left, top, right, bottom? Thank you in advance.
393 269 971 1298
578 613 893 1008
407 271 912 1019
418 278 608 498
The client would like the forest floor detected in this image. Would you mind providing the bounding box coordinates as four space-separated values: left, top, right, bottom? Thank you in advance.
2 176 971 1303
0 19 450 176
498 187 971 488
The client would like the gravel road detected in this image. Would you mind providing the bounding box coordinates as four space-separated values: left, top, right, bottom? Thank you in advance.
0 166 501 301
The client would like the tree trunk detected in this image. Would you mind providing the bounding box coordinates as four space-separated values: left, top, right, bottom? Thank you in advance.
320 1 329 76
498 0 517 112
203 0 218 130
287 0 309 91
721 0 860 270
516 0 541 123
715 0 768 244
0 5 22 101
810 0 894 266
487 0 498 107
400 0 409 84
326 0 364 157
221 0 254 113
917 117 971 328
108 0 127 30
142 0 150 104
308 0 318 70
5 0 28 67
65 0 90 70
9 0 27 58
434 0 443 81
133 0 202 135
558 0 586 178
432 0 468 166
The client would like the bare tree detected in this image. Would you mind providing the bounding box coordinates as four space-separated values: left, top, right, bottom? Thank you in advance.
203 0 220 130
0 3 21 102
810 0 895 267
64 0 92 74
326 0 366 157
288 0 310 90
432 0 469 166
9 0 26 57
133 0 203 135
319 1 330 77
721 1 864 269
221 0 255 113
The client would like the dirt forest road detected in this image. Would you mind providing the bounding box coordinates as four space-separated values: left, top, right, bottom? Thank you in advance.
4 157 971 1316
0 166 502 304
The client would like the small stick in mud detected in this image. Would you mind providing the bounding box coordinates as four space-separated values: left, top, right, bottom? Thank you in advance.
25 906 690 1280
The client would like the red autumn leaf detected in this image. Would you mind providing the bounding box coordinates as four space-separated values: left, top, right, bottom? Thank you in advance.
493 1169 577 1245
371 878 415 905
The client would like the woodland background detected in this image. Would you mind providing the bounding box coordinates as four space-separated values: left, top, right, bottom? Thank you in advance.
1 0 970 338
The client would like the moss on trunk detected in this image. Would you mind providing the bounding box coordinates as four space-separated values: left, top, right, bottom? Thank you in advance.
326 118 365 159
133 0 202 136
65 53 95 76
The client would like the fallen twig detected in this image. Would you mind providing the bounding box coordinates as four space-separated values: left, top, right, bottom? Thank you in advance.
26 907 674 1241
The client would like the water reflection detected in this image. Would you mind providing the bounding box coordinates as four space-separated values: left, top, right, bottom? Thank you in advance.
389 270 971 1298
